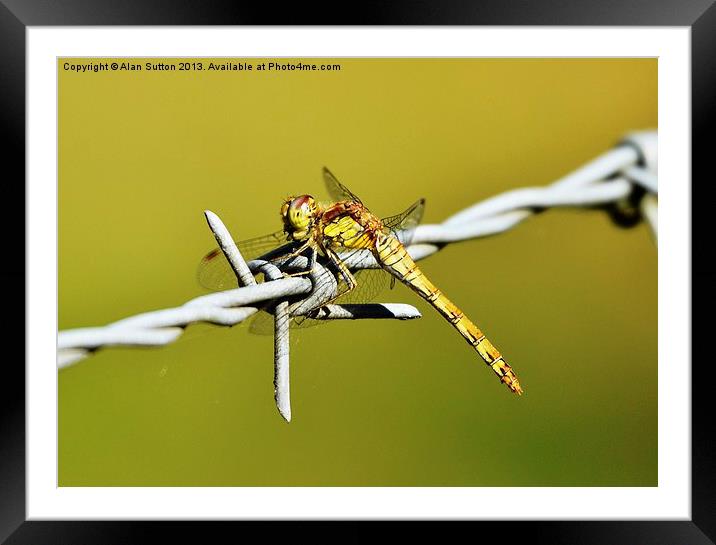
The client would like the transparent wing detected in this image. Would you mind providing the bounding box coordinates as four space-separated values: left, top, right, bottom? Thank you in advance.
196 229 291 291
382 198 426 246
335 269 390 304
323 167 363 204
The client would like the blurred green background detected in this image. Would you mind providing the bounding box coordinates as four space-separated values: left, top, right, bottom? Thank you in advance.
59 58 657 486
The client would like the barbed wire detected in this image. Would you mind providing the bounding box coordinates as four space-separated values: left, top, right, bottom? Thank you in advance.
57 131 658 422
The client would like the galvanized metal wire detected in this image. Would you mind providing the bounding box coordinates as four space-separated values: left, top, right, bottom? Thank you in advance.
57 131 658 421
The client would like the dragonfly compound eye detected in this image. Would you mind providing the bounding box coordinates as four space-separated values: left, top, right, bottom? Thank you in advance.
282 195 316 237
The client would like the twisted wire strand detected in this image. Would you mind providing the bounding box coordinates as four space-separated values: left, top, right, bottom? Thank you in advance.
58 133 658 375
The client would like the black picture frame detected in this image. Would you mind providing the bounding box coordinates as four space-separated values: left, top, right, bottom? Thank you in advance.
2 1 712 543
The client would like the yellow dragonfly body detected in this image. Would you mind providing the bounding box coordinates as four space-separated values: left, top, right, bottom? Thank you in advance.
198 168 523 395
374 230 522 395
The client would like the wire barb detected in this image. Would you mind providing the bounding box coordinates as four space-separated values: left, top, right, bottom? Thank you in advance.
204 210 257 287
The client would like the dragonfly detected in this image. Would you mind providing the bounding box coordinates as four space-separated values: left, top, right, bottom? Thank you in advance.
197 168 523 395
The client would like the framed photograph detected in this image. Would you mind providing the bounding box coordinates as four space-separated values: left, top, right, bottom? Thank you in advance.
3 1 712 542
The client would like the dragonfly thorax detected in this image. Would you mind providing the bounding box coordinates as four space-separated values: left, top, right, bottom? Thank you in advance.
281 194 321 241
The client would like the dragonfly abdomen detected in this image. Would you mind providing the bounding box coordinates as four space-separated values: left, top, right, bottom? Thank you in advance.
374 234 523 395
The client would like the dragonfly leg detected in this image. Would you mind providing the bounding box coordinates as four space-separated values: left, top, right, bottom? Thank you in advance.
309 247 357 308
280 244 317 278
283 240 312 260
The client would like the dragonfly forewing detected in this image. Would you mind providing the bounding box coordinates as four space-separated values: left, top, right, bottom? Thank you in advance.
323 167 363 205
197 229 293 291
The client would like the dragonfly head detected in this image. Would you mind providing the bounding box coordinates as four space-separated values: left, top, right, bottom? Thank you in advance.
281 195 319 241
